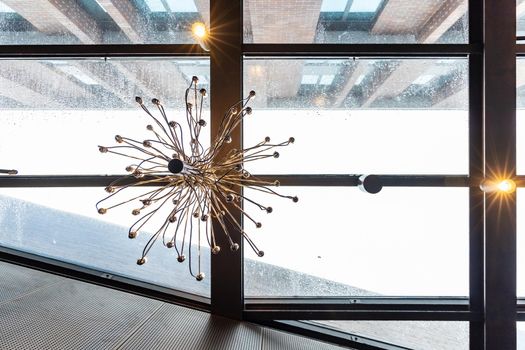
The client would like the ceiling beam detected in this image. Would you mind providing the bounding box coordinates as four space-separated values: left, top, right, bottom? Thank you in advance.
0 61 97 106
3 0 102 43
96 0 143 43
418 0 467 43
361 61 422 108
372 0 443 36
333 61 367 107
0 76 63 108
73 62 134 107
432 87 467 109
246 0 323 43
430 66 468 108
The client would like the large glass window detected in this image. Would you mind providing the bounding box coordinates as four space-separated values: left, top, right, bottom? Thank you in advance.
0 0 209 44
244 0 468 44
0 58 209 175
244 187 468 297
0 57 210 296
0 187 210 297
244 58 468 175
0 0 520 349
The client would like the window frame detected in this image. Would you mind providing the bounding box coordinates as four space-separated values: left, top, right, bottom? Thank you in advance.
0 0 520 349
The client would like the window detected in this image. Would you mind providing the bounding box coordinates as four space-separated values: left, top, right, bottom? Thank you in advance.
0 0 521 349
0 0 208 44
244 58 468 175
244 0 468 43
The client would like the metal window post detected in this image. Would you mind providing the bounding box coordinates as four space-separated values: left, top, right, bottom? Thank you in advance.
209 0 244 319
484 0 517 348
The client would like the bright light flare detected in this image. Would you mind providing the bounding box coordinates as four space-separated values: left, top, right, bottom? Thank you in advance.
192 22 207 39
480 178 516 193
497 179 516 193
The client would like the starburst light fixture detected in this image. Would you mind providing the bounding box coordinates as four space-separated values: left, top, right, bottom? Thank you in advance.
96 76 297 281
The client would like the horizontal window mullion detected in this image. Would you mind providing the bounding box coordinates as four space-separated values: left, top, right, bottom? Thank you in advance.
252 175 470 187
245 298 469 312
0 175 472 187
242 44 481 57
517 44 525 54
244 309 480 321
0 175 122 187
0 44 208 58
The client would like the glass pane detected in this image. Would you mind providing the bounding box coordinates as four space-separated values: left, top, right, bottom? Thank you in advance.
244 58 468 175
518 58 525 174
519 322 525 349
244 187 468 297
0 0 209 44
0 187 210 297
519 0 525 42
0 58 210 175
244 0 468 43
518 189 525 296
314 321 468 350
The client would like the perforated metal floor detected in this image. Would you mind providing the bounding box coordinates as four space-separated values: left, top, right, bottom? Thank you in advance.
0 261 350 350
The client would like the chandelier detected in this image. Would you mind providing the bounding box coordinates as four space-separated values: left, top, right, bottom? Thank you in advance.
96 76 297 281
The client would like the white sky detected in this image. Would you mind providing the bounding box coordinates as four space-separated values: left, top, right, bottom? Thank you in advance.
0 108 524 297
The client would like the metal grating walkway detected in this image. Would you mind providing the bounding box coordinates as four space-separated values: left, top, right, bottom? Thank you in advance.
0 261 349 350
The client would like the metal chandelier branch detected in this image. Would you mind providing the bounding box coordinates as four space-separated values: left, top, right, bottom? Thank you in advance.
96 76 297 281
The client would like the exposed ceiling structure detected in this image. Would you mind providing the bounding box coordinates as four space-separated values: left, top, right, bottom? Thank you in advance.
0 0 469 110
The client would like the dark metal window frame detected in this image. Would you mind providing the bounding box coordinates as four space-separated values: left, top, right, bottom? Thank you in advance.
0 0 520 349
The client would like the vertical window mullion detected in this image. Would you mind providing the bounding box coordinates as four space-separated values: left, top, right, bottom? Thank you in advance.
468 0 484 348
484 0 517 348
210 0 244 319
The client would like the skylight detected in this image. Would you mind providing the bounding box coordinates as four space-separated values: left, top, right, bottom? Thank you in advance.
0 1 15 13
143 0 166 12
319 74 335 85
349 0 382 13
301 75 319 84
320 0 347 12
165 0 198 12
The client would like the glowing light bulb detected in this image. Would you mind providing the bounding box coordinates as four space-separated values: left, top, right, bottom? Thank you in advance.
480 178 516 193
192 22 207 39
497 179 516 193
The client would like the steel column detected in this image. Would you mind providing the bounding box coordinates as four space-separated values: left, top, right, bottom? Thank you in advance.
484 0 517 348
209 0 243 319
